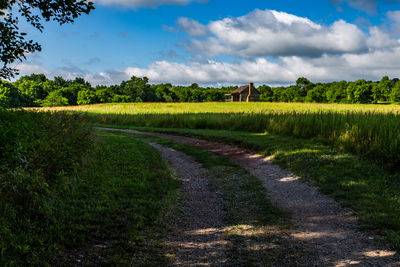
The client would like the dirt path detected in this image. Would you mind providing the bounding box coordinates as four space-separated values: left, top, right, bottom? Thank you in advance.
99 128 400 266
149 142 228 266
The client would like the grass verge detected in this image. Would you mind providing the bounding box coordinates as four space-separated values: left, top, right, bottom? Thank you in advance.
98 124 400 252
55 132 180 266
110 130 312 265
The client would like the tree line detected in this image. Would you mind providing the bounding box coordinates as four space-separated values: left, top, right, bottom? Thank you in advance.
1 74 400 108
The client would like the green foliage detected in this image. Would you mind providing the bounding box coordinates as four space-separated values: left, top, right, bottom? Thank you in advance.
0 110 93 265
77 89 97 105
0 80 23 107
4 74 400 107
41 90 69 107
0 112 179 265
305 85 326 103
0 0 94 78
61 83 88 105
390 81 400 103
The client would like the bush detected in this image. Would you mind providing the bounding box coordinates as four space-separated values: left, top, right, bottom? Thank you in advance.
0 110 93 265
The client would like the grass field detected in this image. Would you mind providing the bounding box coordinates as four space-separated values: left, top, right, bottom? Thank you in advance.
37 102 400 114
30 102 400 252
39 102 400 170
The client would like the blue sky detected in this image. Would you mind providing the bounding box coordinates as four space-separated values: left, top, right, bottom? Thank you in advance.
17 0 400 85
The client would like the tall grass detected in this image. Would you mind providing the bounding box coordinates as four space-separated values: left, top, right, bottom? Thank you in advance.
91 110 400 170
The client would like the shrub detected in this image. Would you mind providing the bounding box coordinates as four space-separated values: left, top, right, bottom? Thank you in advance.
0 110 93 265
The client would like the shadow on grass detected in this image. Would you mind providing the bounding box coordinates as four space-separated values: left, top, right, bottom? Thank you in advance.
103 129 400 266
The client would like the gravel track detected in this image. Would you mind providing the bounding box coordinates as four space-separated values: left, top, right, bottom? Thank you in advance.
149 143 228 266
99 128 400 266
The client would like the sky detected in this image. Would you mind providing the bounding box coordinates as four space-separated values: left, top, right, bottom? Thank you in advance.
14 0 400 86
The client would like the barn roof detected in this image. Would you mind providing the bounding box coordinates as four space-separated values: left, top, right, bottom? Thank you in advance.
230 85 260 94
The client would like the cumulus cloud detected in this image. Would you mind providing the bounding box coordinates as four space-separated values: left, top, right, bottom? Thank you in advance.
15 8 400 86
180 9 374 58
122 48 400 84
94 0 207 9
16 46 400 86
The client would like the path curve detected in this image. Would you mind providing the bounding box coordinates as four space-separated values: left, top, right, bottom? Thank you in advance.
99 128 400 266
149 142 228 266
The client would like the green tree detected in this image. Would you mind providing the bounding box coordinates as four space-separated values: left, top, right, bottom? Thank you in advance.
120 76 149 102
17 80 46 106
41 90 69 107
353 82 373 104
77 89 97 105
347 80 372 103
390 81 400 103
61 84 88 105
258 85 274 102
325 81 347 103
0 80 22 107
377 76 392 101
0 0 94 78
304 84 326 103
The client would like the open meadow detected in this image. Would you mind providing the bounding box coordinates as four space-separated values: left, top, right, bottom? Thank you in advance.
39 102 400 170
3 101 400 264
55 101 400 254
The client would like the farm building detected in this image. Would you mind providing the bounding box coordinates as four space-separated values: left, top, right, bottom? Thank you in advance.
225 83 260 102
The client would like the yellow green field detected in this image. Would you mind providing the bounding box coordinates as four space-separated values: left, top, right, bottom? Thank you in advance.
36 102 400 115
36 102 400 169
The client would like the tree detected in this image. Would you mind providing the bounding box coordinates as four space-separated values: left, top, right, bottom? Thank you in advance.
77 89 97 105
347 80 373 104
0 0 94 78
390 81 400 103
16 79 46 106
325 81 347 103
305 84 326 103
0 80 23 107
377 76 392 101
120 76 149 102
258 85 274 102
40 90 68 107
61 83 88 105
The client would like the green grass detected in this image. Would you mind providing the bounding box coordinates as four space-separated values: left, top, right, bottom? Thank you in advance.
111 130 308 265
0 111 180 266
100 125 400 252
54 132 180 266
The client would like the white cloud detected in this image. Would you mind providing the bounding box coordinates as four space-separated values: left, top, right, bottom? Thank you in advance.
14 8 400 86
176 17 209 37
387 10 400 36
94 0 206 8
122 48 400 84
15 47 400 86
181 9 370 58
